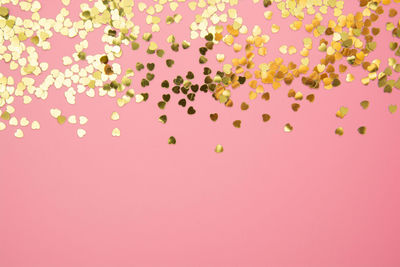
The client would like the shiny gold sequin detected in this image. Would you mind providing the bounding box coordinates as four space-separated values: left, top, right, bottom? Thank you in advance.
389 105 398 114
284 123 293 133
358 126 367 135
335 127 344 136
233 120 241 128
361 101 370 110
262 114 271 122
336 107 349 119
215 144 224 153
168 136 176 144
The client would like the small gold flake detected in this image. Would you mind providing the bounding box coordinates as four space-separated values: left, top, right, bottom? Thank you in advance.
20 118 29 127
68 115 77 124
284 123 293 133
249 91 257 100
0 7 9 18
233 120 241 128
79 116 88 125
271 24 280 33
168 136 176 144
9 117 18 126
361 101 370 110
210 113 218 122
31 121 40 130
61 0 70 6
216 54 225 62
336 107 349 119
215 144 224 153
112 128 121 137
262 92 270 101
0 122 6 131
294 92 303 101
262 114 270 122
159 115 167 124
240 102 249 111
292 103 300 112
77 129 86 138
358 126 367 135
306 94 315 102
389 105 397 114
335 127 344 136
57 115 67 125
50 108 61 118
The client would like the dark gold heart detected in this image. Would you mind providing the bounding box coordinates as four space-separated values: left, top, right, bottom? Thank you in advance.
233 120 241 128
162 94 170 102
262 114 270 122
187 106 196 115
241 102 249 111
210 113 218 121
178 99 186 107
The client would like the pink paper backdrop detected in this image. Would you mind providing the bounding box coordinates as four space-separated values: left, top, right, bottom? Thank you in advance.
1 1 400 266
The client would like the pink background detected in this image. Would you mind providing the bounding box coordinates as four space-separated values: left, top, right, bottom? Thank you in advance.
1 1 400 266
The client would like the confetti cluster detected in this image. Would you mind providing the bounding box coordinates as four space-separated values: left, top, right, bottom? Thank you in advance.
0 0 399 152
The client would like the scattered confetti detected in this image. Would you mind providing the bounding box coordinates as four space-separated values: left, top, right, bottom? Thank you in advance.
14 129 23 138
284 123 293 133
1 0 399 152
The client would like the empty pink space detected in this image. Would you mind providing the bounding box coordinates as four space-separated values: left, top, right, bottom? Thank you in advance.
1 1 400 267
